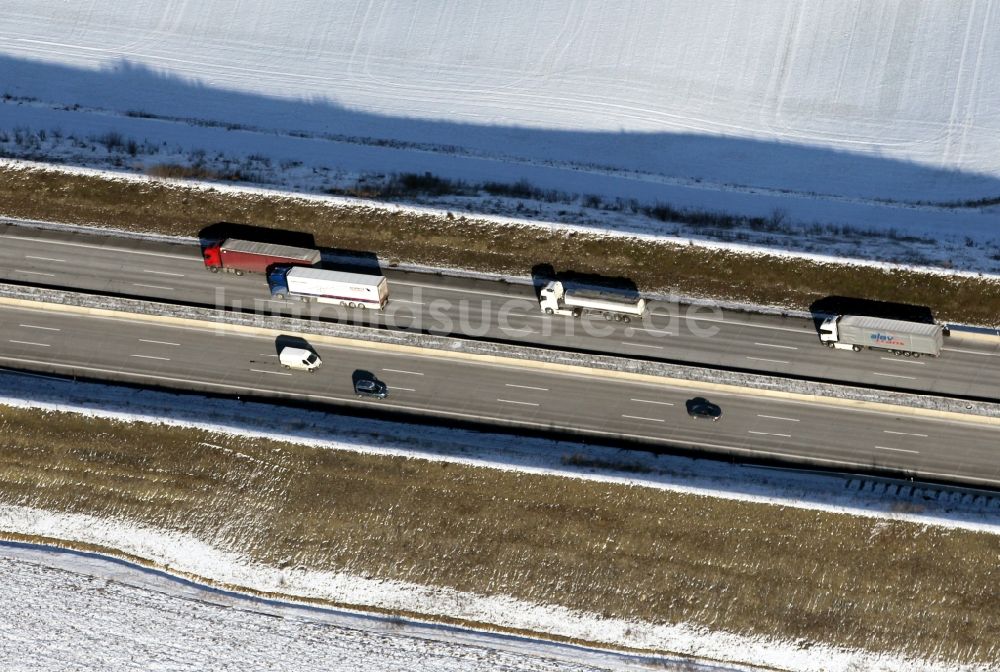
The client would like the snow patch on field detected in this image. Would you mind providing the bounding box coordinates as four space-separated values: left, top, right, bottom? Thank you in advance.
0 547 641 672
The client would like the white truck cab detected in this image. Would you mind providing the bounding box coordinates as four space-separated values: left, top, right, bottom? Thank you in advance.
278 346 322 371
539 281 577 316
818 316 851 349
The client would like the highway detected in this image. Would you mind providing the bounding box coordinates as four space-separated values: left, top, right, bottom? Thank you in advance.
2 221 999 400
1 300 998 487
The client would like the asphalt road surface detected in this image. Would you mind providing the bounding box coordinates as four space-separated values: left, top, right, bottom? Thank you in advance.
2 222 999 400
1 301 998 487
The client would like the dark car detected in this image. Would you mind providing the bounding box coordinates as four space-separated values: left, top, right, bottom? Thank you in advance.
354 378 389 399
686 397 722 421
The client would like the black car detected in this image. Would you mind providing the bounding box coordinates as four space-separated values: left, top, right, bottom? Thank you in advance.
686 397 722 421
354 378 389 399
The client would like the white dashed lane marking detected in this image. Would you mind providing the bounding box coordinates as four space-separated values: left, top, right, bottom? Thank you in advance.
8 340 50 347
497 398 540 407
754 342 798 350
875 445 920 454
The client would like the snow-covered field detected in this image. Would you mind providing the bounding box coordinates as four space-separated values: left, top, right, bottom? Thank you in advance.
1 2 999 271
0 545 645 672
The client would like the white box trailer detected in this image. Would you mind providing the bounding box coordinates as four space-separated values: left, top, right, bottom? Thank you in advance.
819 315 943 357
268 266 388 309
539 280 646 322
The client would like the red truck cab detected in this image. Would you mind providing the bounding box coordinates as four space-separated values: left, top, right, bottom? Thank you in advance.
202 243 224 271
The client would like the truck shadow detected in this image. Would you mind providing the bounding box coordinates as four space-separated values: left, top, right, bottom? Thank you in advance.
808 296 937 333
198 223 316 250
317 248 382 275
530 264 640 299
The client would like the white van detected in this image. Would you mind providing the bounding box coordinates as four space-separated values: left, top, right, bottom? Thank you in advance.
278 346 322 372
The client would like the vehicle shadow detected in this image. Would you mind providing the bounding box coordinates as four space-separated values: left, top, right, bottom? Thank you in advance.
198 223 316 250
274 334 316 355
351 369 378 386
317 248 382 274
529 264 641 299
808 296 937 334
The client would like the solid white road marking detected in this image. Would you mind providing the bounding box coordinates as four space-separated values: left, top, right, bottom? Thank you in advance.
757 414 800 422
621 414 665 423
8 340 50 347
497 398 540 406
883 430 929 438
391 280 520 301
746 356 789 364
754 342 799 350
19 324 61 331
382 368 424 376
871 372 917 380
941 347 1000 357
748 430 792 438
879 357 926 365
13 269 55 277
675 314 812 334
132 283 175 291
139 339 181 346
249 368 292 376
7 235 194 260
505 383 549 391
130 354 170 361
875 445 920 454
623 341 664 349
631 398 674 406
23 255 66 263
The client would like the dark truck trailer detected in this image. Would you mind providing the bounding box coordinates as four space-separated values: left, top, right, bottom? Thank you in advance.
202 239 321 275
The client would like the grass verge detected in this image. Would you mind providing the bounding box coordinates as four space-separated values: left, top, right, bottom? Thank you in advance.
0 404 997 666
1 164 998 325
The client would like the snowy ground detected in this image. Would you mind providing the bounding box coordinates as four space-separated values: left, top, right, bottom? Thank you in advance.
1 2 999 272
0 544 665 672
